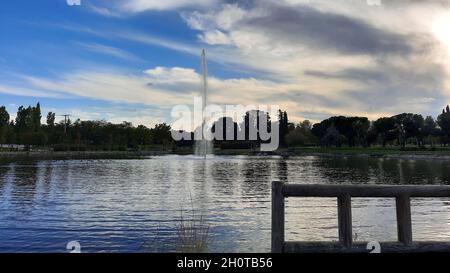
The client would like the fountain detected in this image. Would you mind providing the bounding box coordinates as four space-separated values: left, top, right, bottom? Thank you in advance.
195 49 213 158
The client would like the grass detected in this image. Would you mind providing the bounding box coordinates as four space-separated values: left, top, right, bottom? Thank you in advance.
176 209 211 253
288 145 450 156
138 207 211 253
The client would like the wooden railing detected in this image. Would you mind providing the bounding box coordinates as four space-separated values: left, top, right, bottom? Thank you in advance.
271 181 450 253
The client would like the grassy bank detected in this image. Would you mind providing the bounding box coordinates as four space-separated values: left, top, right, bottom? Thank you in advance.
287 146 450 157
0 150 171 161
2 145 450 161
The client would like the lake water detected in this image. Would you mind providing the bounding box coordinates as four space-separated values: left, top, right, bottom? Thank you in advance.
1 155 450 252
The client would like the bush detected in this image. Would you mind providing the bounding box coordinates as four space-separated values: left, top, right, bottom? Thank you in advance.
52 144 89 151
219 141 253 150
286 130 308 146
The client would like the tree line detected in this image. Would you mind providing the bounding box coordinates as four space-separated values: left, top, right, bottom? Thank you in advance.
289 106 450 148
1 102 450 151
0 103 173 151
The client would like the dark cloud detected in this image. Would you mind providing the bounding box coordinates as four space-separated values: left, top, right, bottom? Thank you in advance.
294 111 336 121
337 62 447 116
383 0 450 7
285 59 447 118
148 82 199 94
265 90 350 109
240 4 413 55
304 69 388 83
306 60 445 87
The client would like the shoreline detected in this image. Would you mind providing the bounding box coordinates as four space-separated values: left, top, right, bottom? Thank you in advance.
2 147 450 161
286 147 450 161
0 150 171 161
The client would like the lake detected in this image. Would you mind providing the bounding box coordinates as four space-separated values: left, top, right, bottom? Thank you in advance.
1 155 450 252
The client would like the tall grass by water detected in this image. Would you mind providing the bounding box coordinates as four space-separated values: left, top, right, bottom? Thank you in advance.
176 209 211 253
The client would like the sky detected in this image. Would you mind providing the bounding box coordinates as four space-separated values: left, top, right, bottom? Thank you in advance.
1 0 450 128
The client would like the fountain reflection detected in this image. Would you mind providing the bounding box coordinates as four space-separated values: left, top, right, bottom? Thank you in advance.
0 155 449 252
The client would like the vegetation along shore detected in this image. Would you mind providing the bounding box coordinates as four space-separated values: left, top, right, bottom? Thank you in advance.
1 102 450 160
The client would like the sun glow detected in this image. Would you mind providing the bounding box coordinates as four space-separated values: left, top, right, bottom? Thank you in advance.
432 14 450 54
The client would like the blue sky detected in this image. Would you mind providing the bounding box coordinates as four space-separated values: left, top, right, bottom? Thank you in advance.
1 0 450 128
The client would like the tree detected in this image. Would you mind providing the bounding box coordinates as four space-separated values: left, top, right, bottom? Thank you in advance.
373 117 397 147
437 105 450 145
212 117 238 141
0 106 9 127
366 124 378 146
311 116 369 147
15 103 41 130
47 112 56 127
278 110 289 147
32 102 41 131
423 116 439 146
312 119 331 140
135 125 152 146
299 120 312 131
285 120 317 146
15 106 28 129
240 110 271 144
286 120 318 146
0 107 10 144
346 117 370 147
320 126 347 147
151 123 172 145
392 113 424 147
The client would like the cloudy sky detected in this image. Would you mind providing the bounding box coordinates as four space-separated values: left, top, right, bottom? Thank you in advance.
1 0 450 128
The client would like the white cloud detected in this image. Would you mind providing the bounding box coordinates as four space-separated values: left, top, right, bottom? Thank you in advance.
181 4 247 31
6 62 427 126
115 30 199 55
144 66 199 81
21 69 196 106
88 4 122 17
178 1 450 119
76 42 138 61
66 0 81 6
198 30 231 45
0 84 69 98
117 0 218 12
13 0 450 123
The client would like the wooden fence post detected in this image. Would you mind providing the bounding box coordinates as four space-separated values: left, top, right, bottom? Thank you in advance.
396 195 413 245
337 194 352 248
272 181 285 253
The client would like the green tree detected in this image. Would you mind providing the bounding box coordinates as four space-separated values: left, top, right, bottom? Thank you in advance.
135 125 152 146
151 123 172 145
0 106 9 127
47 112 56 127
392 113 424 147
373 117 397 147
0 106 10 144
285 120 318 146
437 105 450 145
320 126 347 147
423 116 439 146
311 116 369 147
32 102 42 131
278 110 289 147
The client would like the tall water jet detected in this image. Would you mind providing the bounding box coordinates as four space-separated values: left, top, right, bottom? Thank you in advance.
195 49 213 158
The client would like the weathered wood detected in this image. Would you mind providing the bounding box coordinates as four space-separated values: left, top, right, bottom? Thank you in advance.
396 195 413 245
337 194 352 248
272 182 450 253
283 184 450 198
272 181 285 253
283 241 450 253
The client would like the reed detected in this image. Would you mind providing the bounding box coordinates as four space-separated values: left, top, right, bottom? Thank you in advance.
176 209 210 253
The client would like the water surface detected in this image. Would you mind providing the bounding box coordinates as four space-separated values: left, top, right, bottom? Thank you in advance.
1 155 450 252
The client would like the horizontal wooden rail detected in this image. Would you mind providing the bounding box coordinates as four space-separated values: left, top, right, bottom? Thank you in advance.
272 181 450 253
283 241 450 253
282 184 450 197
